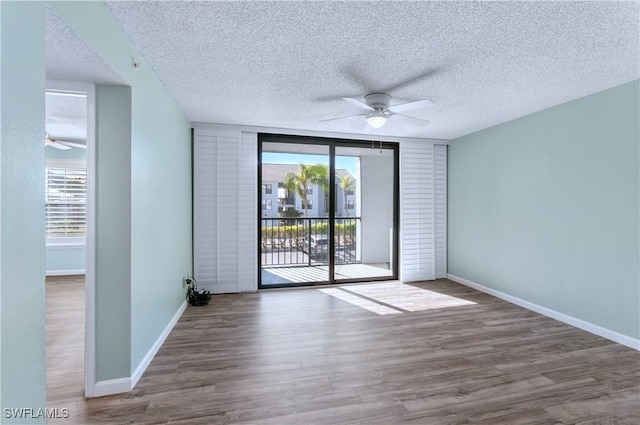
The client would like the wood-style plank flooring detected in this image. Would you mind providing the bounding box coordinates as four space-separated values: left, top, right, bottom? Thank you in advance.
46 276 639 424
46 275 86 410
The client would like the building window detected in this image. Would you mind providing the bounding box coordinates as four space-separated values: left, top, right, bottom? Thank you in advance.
305 185 313 195
262 199 272 210
345 189 355 196
46 166 87 238
262 184 272 194
301 199 313 209
345 200 355 210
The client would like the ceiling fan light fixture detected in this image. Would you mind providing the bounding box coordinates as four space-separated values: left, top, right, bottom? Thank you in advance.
366 110 388 128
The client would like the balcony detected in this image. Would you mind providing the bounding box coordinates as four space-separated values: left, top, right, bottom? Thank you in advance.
260 217 392 285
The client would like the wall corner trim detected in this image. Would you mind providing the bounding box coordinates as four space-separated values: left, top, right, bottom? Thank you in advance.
447 274 640 351
131 300 188 388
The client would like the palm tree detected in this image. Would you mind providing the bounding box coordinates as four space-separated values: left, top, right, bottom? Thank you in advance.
338 175 356 217
284 163 329 217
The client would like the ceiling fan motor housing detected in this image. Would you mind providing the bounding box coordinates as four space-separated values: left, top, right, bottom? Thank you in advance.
365 93 392 110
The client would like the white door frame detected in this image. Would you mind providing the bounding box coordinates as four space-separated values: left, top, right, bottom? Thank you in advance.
45 79 96 398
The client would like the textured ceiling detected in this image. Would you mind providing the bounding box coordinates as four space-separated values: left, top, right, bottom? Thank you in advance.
46 8 125 86
93 2 639 139
46 8 125 141
45 92 87 141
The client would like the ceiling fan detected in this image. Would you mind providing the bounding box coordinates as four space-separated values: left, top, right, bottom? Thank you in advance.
45 134 86 150
321 93 434 129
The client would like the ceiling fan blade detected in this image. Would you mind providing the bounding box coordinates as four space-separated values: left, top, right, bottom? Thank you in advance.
392 113 431 127
388 99 434 114
58 141 87 149
342 97 374 111
319 113 368 123
46 141 72 150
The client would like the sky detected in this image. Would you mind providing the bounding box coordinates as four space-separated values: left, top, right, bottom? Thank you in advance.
262 152 359 177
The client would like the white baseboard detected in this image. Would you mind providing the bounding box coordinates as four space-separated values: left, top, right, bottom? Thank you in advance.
46 269 85 276
131 300 187 388
447 274 640 351
92 377 131 397
87 300 187 397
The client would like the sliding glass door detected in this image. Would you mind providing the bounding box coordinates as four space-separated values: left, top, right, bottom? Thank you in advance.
259 135 398 288
334 145 396 281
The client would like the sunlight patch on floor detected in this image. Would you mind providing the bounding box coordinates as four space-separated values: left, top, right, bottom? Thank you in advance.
318 288 402 315
319 281 476 315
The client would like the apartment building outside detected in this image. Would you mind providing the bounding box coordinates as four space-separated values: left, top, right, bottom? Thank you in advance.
261 164 356 220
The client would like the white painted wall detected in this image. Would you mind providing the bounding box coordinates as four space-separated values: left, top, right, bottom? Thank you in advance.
360 155 394 265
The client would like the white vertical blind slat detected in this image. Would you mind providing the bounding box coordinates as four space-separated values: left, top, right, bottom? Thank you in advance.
193 132 219 289
434 144 448 278
238 133 258 292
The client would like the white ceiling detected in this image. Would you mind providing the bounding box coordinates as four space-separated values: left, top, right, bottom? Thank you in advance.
45 92 87 141
50 2 639 141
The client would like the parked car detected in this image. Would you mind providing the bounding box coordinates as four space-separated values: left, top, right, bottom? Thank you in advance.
300 234 328 259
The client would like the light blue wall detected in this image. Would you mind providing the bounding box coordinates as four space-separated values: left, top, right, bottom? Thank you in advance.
129 85 192 370
50 2 192 381
46 246 85 275
448 80 640 340
94 84 132 381
45 144 86 161
0 2 47 423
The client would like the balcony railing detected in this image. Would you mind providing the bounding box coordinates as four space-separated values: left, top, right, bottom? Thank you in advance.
278 197 295 205
261 217 360 267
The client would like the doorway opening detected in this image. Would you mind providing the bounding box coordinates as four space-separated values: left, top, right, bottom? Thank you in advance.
258 134 399 288
44 80 95 402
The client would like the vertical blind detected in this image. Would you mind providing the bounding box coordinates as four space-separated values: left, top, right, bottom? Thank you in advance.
399 141 447 281
193 128 257 293
45 167 87 238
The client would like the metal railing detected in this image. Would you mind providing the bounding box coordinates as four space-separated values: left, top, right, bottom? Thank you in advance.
261 217 360 267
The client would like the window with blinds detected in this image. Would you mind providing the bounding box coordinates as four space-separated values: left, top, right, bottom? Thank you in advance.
45 167 87 238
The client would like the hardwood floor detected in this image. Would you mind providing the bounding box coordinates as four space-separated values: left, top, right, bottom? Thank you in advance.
46 275 85 408
46 277 639 424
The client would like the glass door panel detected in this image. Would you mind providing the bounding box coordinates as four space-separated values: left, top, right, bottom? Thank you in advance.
260 141 330 286
333 145 396 282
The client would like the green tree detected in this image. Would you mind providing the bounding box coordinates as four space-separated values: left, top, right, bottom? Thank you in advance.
284 163 329 217
338 175 356 217
279 208 303 218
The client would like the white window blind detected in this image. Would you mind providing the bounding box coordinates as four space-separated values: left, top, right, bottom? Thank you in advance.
45 167 87 238
400 142 447 281
193 127 257 293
